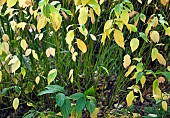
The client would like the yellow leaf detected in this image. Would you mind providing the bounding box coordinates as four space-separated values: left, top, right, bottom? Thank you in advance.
90 34 97 41
151 48 158 61
37 15 47 33
162 101 167 111
32 50 38 60
89 8 95 24
130 72 138 80
81 0 89 6
150 31 160 43
20 39 28 51
160 0 169 6
147 0 152 4
2 34 9 42
114 29 125 49
137 0 142 4
78 7 88 24
0 71 2 82
125 65 136 77
78 27 88 36
66 30 74 45
0 0 6 6
165 27 170 36
99 0 105 4
130 38 139 52
39 33 43 41
101 32 106 45
25 48 31 56
35 76 40 85
145 24 151 36
13 98 19 110
76 39 87 53
88 0 101 16
123 54 131 69
157 53 166 66
90 108 99 118
153 79 162 100
104 20 113 32
10 20 17 31
126 91 134 107
2 42 9 54
11 59 21 73
51 11 62 32
120 10 129 25
140 76 146 88
69 69 74 83
72 52 78 61
46 47 55 57
68 44 75 54
167 66 170 71
17 22 27 30
7 0 17 8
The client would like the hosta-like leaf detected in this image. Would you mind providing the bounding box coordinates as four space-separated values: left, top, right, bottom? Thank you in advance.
157 53 166 66
130 38 139 52
37 15 47 33
76 39 87 53
114 29 125 49
66 30 74 45
150 31 160 43
78 7 88 24
56 93 66 107
120 10 129 25
126 91 134 107
76 97 86 112
13 98 19 110
60 99 72 118
162 101 167 111
123 54 131 69
47 69 57 85
104 20 113 32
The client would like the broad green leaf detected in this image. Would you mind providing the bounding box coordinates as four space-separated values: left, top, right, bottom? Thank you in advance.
78 7 88 24
35 76 40 84
0 0 6 6
151 48 158 61
47 69 57 85
13 98 19 110
114 4 123 18
37 15 47 33
104 20 113 32
7 0 17 8
66 30 74 45
0 71 2 82
86 101 95 113
123 54 131 69
125 65 136 77
88 0 101 16
136 72 144 84
136 63 144 72
60 99 72 118
126 24 138 33
120 10 129 25
157 53 166 66
71 105 82 118
130 38 139 52
140 76 146 88
114 29 125 49
76 39 87 53
76 97 86 112
90 108 99 118
32 50 39 60
126 91 134 107
69 93 85 100
21 67 26 78
84 86 95 96
150 31 160 43
56 93 66 107
81 0 89 6
139 13 146 23
20 39 28 51
139 32 148 42
162 101 167 111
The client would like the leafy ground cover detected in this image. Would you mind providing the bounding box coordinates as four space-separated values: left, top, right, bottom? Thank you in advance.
0 0 170 117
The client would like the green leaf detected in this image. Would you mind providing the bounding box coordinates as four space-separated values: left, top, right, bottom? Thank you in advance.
136 72 144 84
86 101 95 113
60 99 72 118
151 48 159 61
56 93 66 107
136 63 144 72
61 8 73 16
69 93 85 100
76 97 86 112
13 98 19 110
0 71 2 82
114 4 123 18
38 85 64 96
88 0 101 16
139 13 146 22
47 69 57 85
21 67 26 79
84 86 96 96
139 32 148 42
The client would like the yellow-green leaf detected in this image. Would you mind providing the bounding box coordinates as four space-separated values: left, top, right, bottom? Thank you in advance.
78 27 88 36
66 30 74 45
0 71 2 82
101 32 106 45
69 69 74 83
35 76 40 85
90 108 99 118
7 0 17 8
51 11 62 32
120 10 129 25
32 50 38 60
89 8 95 24
76 39 87 53
162 101 167 111
147 0 152 4
37 15 47 33
25 48 31 56
104 20 113 32
140 76 146 88
165 27 170 36
72 52 78 61
88 0 101 16
114 29 125 49
153 79 161 100
47 69 57 85
81 0 89 6
151 48 158 61
130 38 139 52
123 54 131 69
0 0 6 6
167 66 170 71
78 7 88 24
126 91 134 107
150 31 160 43
125 65 136 77
20 39 28 51
157 53 166 66
13 98 19 110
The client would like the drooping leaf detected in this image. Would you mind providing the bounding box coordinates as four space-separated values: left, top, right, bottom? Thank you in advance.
88 0 101 16
37 15 47 33
81 0 89 6
32 50 39 60
60 99 72 118
130 38 139 52
35 76 40 84
90 34 97 41
76 97 86 112
25 49 31 56
90 108 99 118
7 0 17 8
46 47 55 57
136 72 144 84
78 7 88 24
68 69 74 83
114 29 125 49
147 0 152 4
123 54 131 69
47 69 57 85
78 26 88 37
136 63 144 72
153 79 161 100
139 13 146 22
21 67 26 78
120 10 129 25
71 105 82 118
69 93 85 100
157 53 166 66
76 39 87 53
0 0 6 6
126 91 134 107
160 0 169 6
2 34 9 42
13 98 19 110
86 101 95 113
150 31 160 43
125 65 136 77
140 76 146 88
151 48 158 61
72 52 78 62
162 101 167 111
56 93 66 107
104 20 113 32
66 30 74 45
